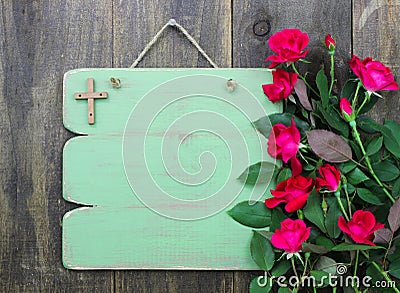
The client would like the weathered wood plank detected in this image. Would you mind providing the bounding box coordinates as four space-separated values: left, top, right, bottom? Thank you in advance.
353 0 400 122
112 0 233 291
232 0 353 290
0 0 114 291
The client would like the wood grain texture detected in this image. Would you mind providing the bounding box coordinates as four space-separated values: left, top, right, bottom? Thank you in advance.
353 0 400 122
1 0 399 291
0 0 113 292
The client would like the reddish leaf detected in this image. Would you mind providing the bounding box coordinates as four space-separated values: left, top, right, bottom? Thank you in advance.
389 198 400 232
307 130 352 163
294 79 313 111
374 228 393 244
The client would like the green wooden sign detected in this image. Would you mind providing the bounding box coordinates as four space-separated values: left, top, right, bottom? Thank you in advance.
62 68 280 269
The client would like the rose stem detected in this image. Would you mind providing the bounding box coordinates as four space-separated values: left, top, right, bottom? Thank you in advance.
334 191 350 221
328 51 335 96
291 63 320 98
291 257 300 292
352 81 363 107
352 249 361 293
362 251 400 293
341 180 353 218
350 121 395 203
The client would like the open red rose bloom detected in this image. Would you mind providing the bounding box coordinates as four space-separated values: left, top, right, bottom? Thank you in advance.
338 210 384 246
266 28 309 68
267 119 302 176
265 175 314 212
349 55 399 92
271 218 311 253
262 68 298 103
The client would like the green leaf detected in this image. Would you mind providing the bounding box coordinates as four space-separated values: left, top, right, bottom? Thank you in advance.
252 116 272 139
384 120 400 158
316 236 335 250
307 130 352 163
331 243 385 251
278 288 291 293
302 242 329 254
249 276 272 293
325 198 343 238
340 161 357 174
315 256 338 275
310 270 330 288
316 68 329 108
268 113 310 135
227 201 271 228
366 136 383 156
357 188 386 205
347 168 369 185
271 260 291 277
270 207 287 232
389 261 400 279
392 177 400 198
366 264 384 283
276 168 292 183
341 79 358 100
318 104 349 137
238 161 276 185
356 116 380 134
303 190 327 233
253 113 310 139
250 231 275 271
372 161 400 182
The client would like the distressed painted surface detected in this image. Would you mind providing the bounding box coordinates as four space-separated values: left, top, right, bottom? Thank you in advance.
63 68 280 269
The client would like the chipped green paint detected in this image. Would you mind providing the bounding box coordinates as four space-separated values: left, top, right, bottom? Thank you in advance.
62 68 280 269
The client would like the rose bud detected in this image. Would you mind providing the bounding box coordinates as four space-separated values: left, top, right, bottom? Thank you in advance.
265 175 314 213
338 210 384 246
325 34 336 52
339 97 355 122
262 69 298 103
349 55 399 92
316 164 341 192
271 218 311 253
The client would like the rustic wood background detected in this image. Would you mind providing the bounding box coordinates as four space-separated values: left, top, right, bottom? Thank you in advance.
0 0 399 292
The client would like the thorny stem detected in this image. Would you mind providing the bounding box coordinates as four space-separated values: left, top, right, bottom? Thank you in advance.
291 63 321 97
342 183 353 218
350 121 396 203
362 251 400 293
329 52 335 96
352 81 363 107
353 250 361 293
291 257 300 293
334 191 350 221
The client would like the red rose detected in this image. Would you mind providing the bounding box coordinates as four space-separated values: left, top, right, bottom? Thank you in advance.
262 69 298 103
267 118 302 176
265 175 314 212
325 34 336 51
316 164 341 192
338 210 384 246
266 28 310 68
271 218 311 253
349 55 399 92
339 97 355 122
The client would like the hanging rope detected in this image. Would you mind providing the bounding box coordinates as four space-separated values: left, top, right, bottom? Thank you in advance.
130 19 218 68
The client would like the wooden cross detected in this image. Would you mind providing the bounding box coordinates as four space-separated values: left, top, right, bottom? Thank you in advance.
74 78 108 124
